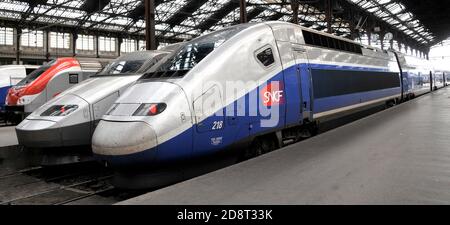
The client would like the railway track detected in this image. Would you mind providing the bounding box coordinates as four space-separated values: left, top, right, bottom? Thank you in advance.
0 162 146 205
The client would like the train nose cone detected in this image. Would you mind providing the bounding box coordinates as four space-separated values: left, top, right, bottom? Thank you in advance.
16 120 61 147
92 120 157 157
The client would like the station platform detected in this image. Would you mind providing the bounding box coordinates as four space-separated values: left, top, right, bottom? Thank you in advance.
0 126 17 148
120 88 450 205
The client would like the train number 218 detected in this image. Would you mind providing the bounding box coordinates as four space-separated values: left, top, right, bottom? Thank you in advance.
212 121 224 130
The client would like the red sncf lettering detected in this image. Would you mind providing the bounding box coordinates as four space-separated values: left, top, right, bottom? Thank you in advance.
261 82 284 106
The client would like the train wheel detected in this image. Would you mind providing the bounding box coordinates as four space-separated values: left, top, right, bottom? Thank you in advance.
385 100 396 108
303 121 319 138
241 136 277 160
296 126 312 142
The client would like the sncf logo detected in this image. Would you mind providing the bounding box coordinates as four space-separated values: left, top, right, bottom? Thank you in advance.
261 81 285 107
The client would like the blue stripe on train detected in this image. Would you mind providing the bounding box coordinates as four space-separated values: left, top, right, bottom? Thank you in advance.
0 86 11 111
95 63 402 166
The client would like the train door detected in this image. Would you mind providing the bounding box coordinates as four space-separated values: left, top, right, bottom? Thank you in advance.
443 72 446 86
443 73 446 86
430 71 434 91
193 85 229 156
291 44 312 122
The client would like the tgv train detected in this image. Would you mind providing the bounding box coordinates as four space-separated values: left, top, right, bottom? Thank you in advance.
438 70 450 87
16 51 170 148
1 65 39 117
93 21 444 173
396 53 436 99
433 68 450 88
5 58 109 122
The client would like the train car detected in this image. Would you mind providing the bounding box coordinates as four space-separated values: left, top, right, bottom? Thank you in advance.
15 50 170 149
0 65 39 118
443 70 450 86
431 60 450 87
433 69 449 88
4 58 109 122
395 53 434 99
434 71 446 89
91 21 406 176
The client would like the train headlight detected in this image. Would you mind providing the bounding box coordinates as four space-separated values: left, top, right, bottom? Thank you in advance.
133 103 167 116
40 105 79 117
17 95 37 106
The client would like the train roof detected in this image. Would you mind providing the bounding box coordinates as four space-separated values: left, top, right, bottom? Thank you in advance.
264 21 389 55
0 64 40 69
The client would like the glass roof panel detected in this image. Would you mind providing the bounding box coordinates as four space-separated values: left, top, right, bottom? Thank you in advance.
0 0 438 47
351 0 434 44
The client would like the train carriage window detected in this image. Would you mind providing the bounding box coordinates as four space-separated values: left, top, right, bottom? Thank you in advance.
336 40 342 51
354 44 363 54
329 38 337 49
303 31 313 45
312 33 321 46
302 30 362 55
69 74 79 84
345 42 352 52
320 36 328 48
351 43 357 53
327 37 333 49
352 44 358 53
25 68 36 75
338 40 345 51
312 69 401 99
256 47 275 67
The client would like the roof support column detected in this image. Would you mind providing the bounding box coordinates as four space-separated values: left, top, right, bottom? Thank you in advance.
349 20 357 41
15 27 21 65
145 0 156 50
72 32 77 57
291 1 299 25
134 37 141 51
240 0 248 23
45 30 50 62
325 0 333 33
118 36 123 56
379 32 385 50
95 34 100 58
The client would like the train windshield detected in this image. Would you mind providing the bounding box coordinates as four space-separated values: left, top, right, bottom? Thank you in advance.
16 60 56 86
140 24 252 79
98 60 146 75
96 52 167 76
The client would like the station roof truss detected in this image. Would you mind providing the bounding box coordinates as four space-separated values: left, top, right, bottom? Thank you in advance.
0 0 447 50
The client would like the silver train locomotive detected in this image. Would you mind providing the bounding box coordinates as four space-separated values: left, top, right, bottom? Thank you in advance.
92 20 431 176
16 50 170 149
